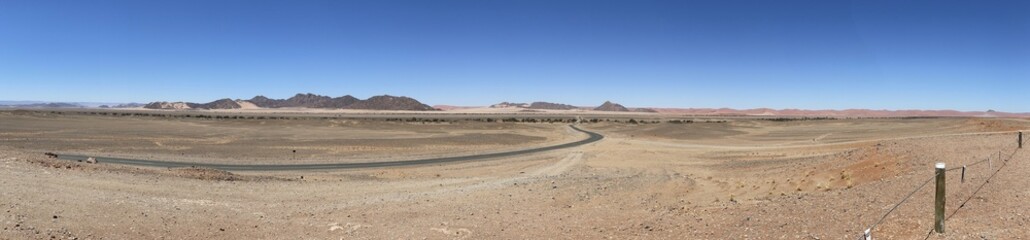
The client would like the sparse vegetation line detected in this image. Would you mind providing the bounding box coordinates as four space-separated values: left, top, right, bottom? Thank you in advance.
54 125 603 171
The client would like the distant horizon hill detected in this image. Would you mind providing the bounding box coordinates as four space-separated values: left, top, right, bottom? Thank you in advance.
0 101 144 108
141 93 438 111
2 98 1029 117
435 104 1030 117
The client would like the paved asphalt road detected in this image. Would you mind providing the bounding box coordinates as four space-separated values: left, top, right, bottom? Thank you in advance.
55 125 604 171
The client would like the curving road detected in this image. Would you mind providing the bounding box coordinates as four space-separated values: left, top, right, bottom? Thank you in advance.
56 125 603 171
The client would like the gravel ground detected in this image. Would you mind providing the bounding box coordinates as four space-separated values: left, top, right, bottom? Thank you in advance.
1 117 1028 239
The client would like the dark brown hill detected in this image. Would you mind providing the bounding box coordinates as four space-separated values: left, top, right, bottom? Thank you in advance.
327 96 360 108
344 95 437 111
248 94 359 108
282 93 331 108
193 99 241 109
143 102 192 110
146 93 436 111
528 102 577 110
247 96 281 108
594 101 629 112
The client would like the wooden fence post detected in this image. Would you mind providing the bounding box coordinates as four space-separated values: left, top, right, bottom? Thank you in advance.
934 163 946 234
1019 131 1023 149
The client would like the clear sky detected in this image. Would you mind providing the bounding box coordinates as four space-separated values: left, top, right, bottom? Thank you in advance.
1 1 1027 111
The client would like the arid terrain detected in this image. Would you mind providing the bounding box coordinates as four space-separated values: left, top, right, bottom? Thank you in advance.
1 109 1029 239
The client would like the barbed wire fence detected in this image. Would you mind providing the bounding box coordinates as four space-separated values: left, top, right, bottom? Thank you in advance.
859 131 1024 240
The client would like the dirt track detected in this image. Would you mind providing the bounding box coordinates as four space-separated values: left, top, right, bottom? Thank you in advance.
52 125 603 171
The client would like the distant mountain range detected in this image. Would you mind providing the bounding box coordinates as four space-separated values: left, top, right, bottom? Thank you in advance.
484 100 655 112
0 102 84 108
648 108 1030 117
489 102 529 108
449 101 1030 117
0 101 146 109
247 94 359 108
3 98 1027 117
143 94 438 111
99 103 146 108
529 102 578 110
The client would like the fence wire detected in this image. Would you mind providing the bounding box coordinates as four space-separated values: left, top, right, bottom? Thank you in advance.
864 171 938 235
861 132 1022 239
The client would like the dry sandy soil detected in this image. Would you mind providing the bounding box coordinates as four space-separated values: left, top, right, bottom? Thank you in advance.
0 112 572 164
1 111 1029 239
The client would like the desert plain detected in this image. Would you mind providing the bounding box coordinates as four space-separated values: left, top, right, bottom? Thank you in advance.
1 109 1029 239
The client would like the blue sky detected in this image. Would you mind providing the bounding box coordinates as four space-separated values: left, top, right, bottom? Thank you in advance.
1 0 1027 111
